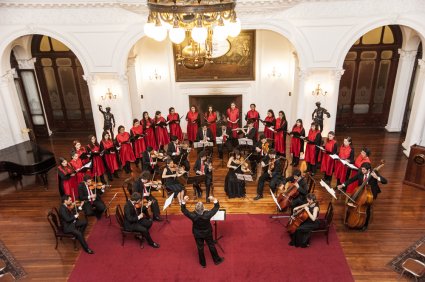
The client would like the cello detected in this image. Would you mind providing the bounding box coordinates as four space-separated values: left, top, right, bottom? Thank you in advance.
277 176 303 211
286 208 309 234
343 160 385 229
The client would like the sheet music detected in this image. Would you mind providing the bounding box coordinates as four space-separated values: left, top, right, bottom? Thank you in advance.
340 159 349 166
216 136 223 144
211 210 226 221
82 161 92 169
163 193 175 211
238 138 253 146
316 145 325 151
270 189 282 211
235 173 246 181
330 154 340 160
319 180 337 199
235 173 253 182
347 163 358 170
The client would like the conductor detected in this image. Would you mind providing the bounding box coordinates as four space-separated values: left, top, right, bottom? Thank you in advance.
181 195 224 268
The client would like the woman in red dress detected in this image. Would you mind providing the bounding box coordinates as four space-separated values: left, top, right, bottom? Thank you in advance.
87 135 106 183
167 107 184 141
100 131 119 180
226 102 239 138
142 111 158 150
57 157 78 200
70 151 87 186
130 119 146 166
205 105 217 141
186 106 200 145
245 103 260 140
334 137 354 185
262 109 276 140
116 125 136 174
274 110 287 156
290 119 305 167
346 147 371 193
320 131 338 184
154 111 170 149
72 140 90 165
304 122 322 175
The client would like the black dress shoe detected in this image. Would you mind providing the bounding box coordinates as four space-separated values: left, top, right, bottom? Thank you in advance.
85 248 95 254
149 242 160 248
201 264 206 268
253 195 263 201
214 257 224 265
153 216 163 222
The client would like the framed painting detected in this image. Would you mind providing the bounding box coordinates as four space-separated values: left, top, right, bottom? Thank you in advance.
174 30 256 82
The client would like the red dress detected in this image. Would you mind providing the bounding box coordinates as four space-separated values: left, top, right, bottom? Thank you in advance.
347 155 371 193
186 111 199 142
101 139 119 173
130 125 146 158
246 110 260 139
167 113 184 141
320 139 337 176
116 132 136 164
75 147 89 165
87 144 106 177
334 145 353 184
57 165 78 200
155 116 170 147
290 125 305 157
274 118 286 154
206 112 217 140
143 118 158 150
69 158 86 185
264 116 275 139
226 108 239 138
304 129 321 165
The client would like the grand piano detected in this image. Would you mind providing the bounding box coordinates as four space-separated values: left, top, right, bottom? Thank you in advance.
0 141 56 185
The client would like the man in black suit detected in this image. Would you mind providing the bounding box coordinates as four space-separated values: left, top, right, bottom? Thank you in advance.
337 162 387 230
250 134 268 175
196 124 213 155
181 195 224 268
254 149 283 200
216 124 233 159
167 135 190 171
244 120 257 141
123 192 160 248
132 171 162 221
192 151 213 202
58 194 94 254
281 169 308 210
78 175 106 219
142 146 159 175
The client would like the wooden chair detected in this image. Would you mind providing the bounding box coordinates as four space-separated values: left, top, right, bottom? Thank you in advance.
399 258 425 281
416 242 425 260
305 172 316 193
47 208 78 251
311 202 334 244
122 177 134 201
115 204 144 249
281 157 289 178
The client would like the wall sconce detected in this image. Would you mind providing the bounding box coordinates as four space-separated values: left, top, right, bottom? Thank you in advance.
268 66 282 78
312 84 327 97
101 88 117 100
149 69 162 80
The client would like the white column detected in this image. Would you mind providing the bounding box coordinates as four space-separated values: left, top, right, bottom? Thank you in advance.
83 74 104 139
294 68 310 124
326 69 345 133
402 59 425 156
117 74 134 128
386 49 417 132
127 56 141 117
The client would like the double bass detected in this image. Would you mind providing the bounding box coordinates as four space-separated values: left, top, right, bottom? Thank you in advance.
343 160 385 229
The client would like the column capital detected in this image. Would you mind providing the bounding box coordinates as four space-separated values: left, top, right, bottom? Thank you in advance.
418 59 425 73
127 56 137 68
331 68 345 81
297 68 311 80
116 74 129 85
82 74 98 86
398 49 417 60
0 69 15 87
17 57 36 69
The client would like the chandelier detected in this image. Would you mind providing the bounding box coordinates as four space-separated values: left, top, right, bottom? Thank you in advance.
144 0 241 69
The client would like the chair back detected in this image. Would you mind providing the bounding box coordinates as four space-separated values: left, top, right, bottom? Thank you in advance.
324 202 334 227
306 173 316 193
47 208 62 234
281 158 289 177
115 204 125 229
122 178 134 201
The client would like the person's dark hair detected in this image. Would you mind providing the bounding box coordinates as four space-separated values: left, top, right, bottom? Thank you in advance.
88 134 99 148
169 107 175 113
268 149 276 155
140 171 151 180
361 147 371 157
202 123 208 127
133 118 139 125
70 150 78 158
131 192 142 202
166 158 174 165
190 105 197 111
171 135 178 142
328 131 335 136
259 134 266 140
58 157 66 165
198 151 206 158
61 194 71 203
231 149 240 158
293 169 302 177
267 109 275 117
73 140 81 148
102 131 110 140
278 110 286 121
306 193 317 203
117 125 124 132
360 162 371 171
250 103 256 107
311 122 318 127
155 111 161 116
83 175 91 182
295 119 303 127
146 146 153 152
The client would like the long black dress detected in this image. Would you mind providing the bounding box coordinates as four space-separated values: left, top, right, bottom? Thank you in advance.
290 204 320 247
163 167 184 196
224 160 246 198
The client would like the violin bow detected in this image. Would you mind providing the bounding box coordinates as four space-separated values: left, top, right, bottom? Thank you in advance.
71 191 78 214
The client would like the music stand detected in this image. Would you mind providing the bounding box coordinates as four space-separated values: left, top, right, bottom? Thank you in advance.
235 173 253 182
211 209 226 253
187 174 207 199
162 192 174 224
269 189 289 221
238 138 253 155
104 192 118 225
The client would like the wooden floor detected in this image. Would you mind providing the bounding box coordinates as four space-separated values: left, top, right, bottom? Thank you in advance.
0 128 423 281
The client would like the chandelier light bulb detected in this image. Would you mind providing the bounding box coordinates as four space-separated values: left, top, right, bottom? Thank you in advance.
169 27 186 44
213 25 229 42
153 25 167 41
144 22 156 38
227 18 241 37
191 26 208 44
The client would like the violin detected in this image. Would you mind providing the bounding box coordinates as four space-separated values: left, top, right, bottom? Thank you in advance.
88 182 110 190
262 142 270 154
66 200 82 210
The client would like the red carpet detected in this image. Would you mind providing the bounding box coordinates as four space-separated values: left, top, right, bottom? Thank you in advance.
69 214 353 282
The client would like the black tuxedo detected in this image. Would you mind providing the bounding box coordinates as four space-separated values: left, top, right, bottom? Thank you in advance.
181 201 221 266
196 128 213 142
216 127 233 159
245 127 257 141
132 180 160 218
142 151 159 174
192 159 213 200
58 204 89 250
123 200 154 244
343 171 387 199
167 142 190 171
77 182 106 219
257 157 283 196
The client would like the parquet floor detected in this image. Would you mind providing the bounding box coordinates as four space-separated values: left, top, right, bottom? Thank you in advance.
0 128 423 281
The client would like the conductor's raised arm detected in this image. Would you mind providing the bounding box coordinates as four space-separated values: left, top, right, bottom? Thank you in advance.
181 195 196 220
204 196 220 219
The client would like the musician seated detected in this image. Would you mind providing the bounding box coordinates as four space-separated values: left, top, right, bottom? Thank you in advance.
288 193 320 248
193 151 213 202
78 175 106 219
217 124 233 159
196 124 213 154
336 162 387 230
142 146 158 175
282 169 308 210
167 135 190 171
250 134 268 175
254 149 282 200
162 159 186 204
59 194 94 254
124 192 160 248
132 171 162 221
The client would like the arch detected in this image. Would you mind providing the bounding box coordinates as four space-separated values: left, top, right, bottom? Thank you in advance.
114 20 311 76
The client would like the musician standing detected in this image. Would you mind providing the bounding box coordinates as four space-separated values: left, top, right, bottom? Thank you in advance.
142 111 158 150
167 135 190 171
334 137 354 185
243 120 257 141
320 131 338 184
154 111 170 150
181 195 224 268
254 149 282 200
87 135 106 183
124 192 160 248
116 125 136 174
217 123 233 159
304 122 322 176
142 146 158 175
274 110 288 157
193 151 213 202
100 131 120 181
205 105 217 141
250 134 268 176
167 107 184 141
132 171 162 221
245 103 260 140
262 109 276 140
225 150 249 198
289 119 305 167
130 119 146 168
196 124 213 155
59 194 94 254
78 175 106 219
57 157 77 199
186 106 200 146
70 151 87 186
226 102 240 138
162 159 186 204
